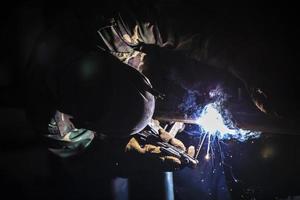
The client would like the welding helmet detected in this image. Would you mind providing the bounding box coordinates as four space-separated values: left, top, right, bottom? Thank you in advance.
57 50 156 137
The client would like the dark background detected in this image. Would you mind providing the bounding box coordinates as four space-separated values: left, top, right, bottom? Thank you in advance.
1 1 300 199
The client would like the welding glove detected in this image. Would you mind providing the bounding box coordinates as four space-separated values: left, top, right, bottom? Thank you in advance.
124 129 195 172
249 87 280 117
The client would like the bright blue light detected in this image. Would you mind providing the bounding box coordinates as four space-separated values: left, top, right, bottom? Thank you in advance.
196 103 260 142
180 86 261 163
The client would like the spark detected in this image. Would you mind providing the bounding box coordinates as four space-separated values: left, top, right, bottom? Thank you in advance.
182 86 261 185
195 102 261 161
205 154 210 160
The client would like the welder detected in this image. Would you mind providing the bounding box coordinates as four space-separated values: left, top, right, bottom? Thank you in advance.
24 9 198 175
24 4 274 172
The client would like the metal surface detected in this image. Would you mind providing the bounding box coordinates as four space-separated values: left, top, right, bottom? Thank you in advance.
154 111 300 135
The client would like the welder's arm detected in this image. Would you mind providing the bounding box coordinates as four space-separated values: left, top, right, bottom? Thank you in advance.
228 67 279 116
124 129 195 171
46 111 95 158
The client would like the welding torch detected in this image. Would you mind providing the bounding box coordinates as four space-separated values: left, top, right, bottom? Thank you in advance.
136 120 199 168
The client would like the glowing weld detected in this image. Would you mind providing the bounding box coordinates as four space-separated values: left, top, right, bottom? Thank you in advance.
194 102 261 160
181 86 261 184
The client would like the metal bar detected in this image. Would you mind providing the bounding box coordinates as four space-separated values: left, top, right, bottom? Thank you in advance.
154 112 300 135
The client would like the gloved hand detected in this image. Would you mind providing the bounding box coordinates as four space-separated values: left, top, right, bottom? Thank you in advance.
123 128 195 172
249 87 280 117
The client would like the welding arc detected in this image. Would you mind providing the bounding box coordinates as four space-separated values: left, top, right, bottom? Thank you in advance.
195 132 208 159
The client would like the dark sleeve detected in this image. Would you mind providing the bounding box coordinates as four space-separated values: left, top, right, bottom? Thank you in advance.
96 4 178 72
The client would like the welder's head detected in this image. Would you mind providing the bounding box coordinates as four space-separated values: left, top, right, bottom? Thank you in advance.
58 51 155 137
